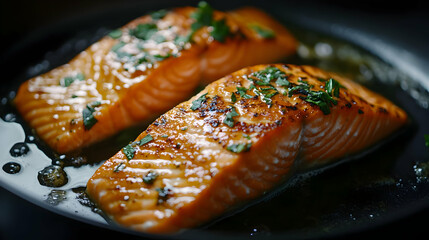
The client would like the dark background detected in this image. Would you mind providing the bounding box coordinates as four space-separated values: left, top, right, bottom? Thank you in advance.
1 0 429 239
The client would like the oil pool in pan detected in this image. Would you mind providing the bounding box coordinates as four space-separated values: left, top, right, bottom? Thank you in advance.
0 17 429 238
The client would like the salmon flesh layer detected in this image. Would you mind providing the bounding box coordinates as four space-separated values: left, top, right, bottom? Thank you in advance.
86 64 408 233
14 3 296 153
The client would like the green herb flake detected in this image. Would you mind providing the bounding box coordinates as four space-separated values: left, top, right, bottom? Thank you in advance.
231 92 237 103
153 53 172 61
113 163 126 172
108 29 122 39
181 127 188 131
223 106 239 127
236 87 253 99
190 1 213 31
60 76 75 87
425 134 429 148
190 93 208 111
143 171 159 184
82 105 98 130
211 18 230 42
71 94 78 98
161 134 169 138
250 66 288 86
150 9 168 20
111 41 126 52
156 186 173 204
130 23 158 40
325 78 341 97
250 24 275 39
139 134 153 146
226 143 251 153
122 144 136 160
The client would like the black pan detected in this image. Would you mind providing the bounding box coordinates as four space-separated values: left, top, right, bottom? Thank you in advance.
1 0 429 239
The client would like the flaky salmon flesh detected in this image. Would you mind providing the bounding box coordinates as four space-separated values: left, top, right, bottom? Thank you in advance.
13 3 296 153
86 64 407 233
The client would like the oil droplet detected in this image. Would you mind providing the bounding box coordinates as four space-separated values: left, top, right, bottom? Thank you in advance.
9 142 30 157
2 162 21 174
37 165 68 187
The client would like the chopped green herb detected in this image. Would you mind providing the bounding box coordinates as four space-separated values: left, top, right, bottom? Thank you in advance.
61 77 75 87
231 92 237 103
122 144 136 160
226 143 251 153
223 106 239 127
88 101 101 108
71 94 78 98
111 41 126 52
153 53 172 61
325 78 341 97
181 127 188 131
425 134 429 148
211 18 230 42
113 163 126 172
150 9 168 20
130 23 158 40
143 171 159 184
139 134 153 146
250 66 288 86
190 93 208 111
82 104 98 130
288 80 338 115
161 134 169 138
108 29 122 39
243 134 251 140
236 87 253 99
187 1 231 44
190 1 213 31
250 24 275 39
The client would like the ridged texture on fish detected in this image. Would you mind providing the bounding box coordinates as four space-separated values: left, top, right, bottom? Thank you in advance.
14 5 296 153
86 64 407 233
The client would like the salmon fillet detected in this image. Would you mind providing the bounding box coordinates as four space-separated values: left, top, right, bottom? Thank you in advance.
86 64 408 233
14 3 296 153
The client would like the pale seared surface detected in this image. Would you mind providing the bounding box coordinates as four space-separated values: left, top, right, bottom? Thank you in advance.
87 64 407 233
14 6 296 153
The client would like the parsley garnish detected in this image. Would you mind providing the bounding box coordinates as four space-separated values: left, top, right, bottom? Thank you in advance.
190 93 208 111
226 143 251 153
150 9 168 20
231 92 237 103
211 18 230 42
108 29 122 39
129 23 158 40
250 24 275 39
82 102 100 130
190 1 213 31
156 186 173 204
236 87 253 99
143 171 159 184
113 163 126 172
288 79 340 115
250 66 289 86
223 106 239 127
122 143 136 160
325 78 341 97
187 1 231 43
60 73 85 87
139 134 153 146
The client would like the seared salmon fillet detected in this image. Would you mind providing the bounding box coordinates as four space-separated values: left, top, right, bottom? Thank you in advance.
86 64 407 233
14 2 296 153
